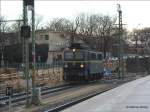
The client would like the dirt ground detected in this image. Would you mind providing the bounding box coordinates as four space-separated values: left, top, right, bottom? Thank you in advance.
0 67 64 96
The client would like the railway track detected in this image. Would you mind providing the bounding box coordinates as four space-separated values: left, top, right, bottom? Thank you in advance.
19 82 113 112
39 76 141 112
0 83 72 105
44 86 114 112
1 74 144 112
0 76 117 105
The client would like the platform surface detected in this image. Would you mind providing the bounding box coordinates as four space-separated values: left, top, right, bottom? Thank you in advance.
62 75 150 112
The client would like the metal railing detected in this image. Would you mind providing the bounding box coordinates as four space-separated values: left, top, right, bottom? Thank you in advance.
0 61 63 71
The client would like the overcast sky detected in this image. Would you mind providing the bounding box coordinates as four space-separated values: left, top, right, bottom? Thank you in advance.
1 0 150 31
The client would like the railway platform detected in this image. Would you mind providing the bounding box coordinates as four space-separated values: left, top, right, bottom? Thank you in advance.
63 75 150 112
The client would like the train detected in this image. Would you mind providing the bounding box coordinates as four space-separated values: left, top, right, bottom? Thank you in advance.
63 43 104 82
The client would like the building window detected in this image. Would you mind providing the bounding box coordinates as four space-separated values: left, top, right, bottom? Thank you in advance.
40 35 44 39
60 33 65 38
45 35 49 40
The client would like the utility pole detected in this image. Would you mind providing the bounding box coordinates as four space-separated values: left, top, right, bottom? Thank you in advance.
0 20 4 68
117 4 124 79
28 0 40 105
23 0 40 106
23 0 30 106
0 0 1 68
0 0 4 68
135 24 141 73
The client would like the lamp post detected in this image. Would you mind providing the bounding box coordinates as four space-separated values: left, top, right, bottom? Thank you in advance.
117 4 124 79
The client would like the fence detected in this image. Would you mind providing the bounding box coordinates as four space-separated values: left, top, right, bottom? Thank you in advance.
126 56 150 73
1 60 63 71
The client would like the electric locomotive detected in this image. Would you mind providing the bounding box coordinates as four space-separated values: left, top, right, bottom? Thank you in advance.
63 43 104 82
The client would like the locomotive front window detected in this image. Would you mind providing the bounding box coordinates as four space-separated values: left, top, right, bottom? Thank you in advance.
64 52 73 60
64 51 84 60
74 52 84 59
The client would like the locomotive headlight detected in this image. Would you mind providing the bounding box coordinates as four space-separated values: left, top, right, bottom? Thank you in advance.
80 64 84 68
73 49 76 52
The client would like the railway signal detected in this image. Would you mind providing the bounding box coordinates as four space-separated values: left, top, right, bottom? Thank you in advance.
24 0 34 6
6 86 13 112
23 0 40 105
21 25 31 38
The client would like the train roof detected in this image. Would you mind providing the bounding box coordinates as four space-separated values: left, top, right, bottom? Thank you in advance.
69 43 89 50
68 43 103 53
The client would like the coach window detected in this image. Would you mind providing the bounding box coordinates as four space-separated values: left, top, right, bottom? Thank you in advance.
91 53 96 60
97 54 102 60
88 52 91 60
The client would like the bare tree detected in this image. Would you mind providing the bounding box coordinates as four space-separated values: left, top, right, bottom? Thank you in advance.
35 14 43 30
0 16 9 32
45 13 117 55
47 18 70 32
9 21 22 32
8 14 43 32
0 16 9 66
133 28 150 55
46 17 81 43
95 15 117 58
77 14 116 57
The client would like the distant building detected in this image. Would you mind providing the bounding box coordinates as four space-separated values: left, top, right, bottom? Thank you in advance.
35 29 71 64
35 29 70 50
0 29 86 64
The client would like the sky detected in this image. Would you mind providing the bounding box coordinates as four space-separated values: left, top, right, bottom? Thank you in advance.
1 0 150 31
